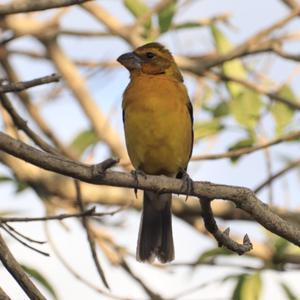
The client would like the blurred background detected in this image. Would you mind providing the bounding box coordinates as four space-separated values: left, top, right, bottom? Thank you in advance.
0 0 300 299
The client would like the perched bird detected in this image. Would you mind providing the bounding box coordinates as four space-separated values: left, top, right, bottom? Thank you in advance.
117 42 193 263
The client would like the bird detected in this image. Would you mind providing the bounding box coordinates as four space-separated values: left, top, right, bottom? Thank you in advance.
117 42 193 263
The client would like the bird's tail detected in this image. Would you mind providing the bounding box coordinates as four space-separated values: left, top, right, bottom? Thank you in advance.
136 191 174 263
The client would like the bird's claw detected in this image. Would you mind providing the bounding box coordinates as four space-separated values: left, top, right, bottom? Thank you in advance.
131 170 147 198
179 170 193 201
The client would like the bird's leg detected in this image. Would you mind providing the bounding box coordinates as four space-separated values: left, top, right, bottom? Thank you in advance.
178 169 194 201
131 169 147 198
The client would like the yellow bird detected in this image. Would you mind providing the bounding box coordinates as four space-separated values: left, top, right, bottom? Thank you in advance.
117 42 193 263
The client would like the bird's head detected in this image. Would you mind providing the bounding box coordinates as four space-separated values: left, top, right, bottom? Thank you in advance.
117 42 183 81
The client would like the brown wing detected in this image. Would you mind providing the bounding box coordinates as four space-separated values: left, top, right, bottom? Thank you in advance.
186 99 194 162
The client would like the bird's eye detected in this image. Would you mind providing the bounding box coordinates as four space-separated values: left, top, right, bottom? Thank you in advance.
146 52 155 59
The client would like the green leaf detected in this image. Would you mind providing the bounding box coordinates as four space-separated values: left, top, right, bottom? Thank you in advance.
212 101 230 117
281 282 299 300
232 272 262 300
227 137 255 163
229 89 262 131
174 21 205 30
158 0 177 33
194 119 224 140
69 129 98 157
271 85 295 135
211 25 246 98
124 0 151 32
0 176 13 183
15 180 28 194
22 265 58 300
0 210 21 217
197 247 232 263
274 237 289 256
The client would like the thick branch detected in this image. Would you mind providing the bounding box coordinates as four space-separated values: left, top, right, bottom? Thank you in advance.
0 286 11 300
0 233 46 300
0 132 300 250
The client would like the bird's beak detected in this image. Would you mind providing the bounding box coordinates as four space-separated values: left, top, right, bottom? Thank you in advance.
117 52 142 70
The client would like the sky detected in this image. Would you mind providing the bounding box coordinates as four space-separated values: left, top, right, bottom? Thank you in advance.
1 0 300 299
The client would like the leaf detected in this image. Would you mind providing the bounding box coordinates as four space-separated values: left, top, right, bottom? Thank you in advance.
69 129 98 157
274 237 289 257
212 101 230 118
227 137 255 163
158 0 177 33
15 180 28 194
280 282 299 300
124 0 151 32
22 265 58 300
211 26 263 132
229 89 262 132
194 119 224 140
232 272 262 300
211 25 246 98
197 247 232 263
0 210 21 217
271 85 295 135
0 176 13 183
174 21 205 30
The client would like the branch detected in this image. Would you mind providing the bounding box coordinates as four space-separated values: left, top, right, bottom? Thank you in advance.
199 198 252 254
42 38 128 162
0 286 11 300
192 130 300 161
0 0 92 15
179 6 300 74
254 158 300 193
0 74 61 93
281 0 299 9
1 132 300 251
74 180 109 289
0 93 61 156
0 207 124 223
0 59 69 154
44 224 127 300
209 71 300 110
0 225 49 257
0 233 47 300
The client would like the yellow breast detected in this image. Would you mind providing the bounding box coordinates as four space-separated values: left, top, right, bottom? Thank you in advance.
122 74 193 176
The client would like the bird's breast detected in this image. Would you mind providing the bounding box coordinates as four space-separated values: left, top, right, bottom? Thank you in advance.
122 75 192 176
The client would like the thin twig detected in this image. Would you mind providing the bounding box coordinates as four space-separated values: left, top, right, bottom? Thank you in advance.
0 93 60 155
0 59 70 155
1 225 49 257
0 74 61 93
44 223 129 300
3 223 46 244
0 207 125 223
254 159 300 193
209 71 300 110
74 180 110 289
121 260 163 300
192 130 300 161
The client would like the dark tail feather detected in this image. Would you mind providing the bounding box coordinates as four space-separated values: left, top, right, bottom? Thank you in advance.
136 191 174 263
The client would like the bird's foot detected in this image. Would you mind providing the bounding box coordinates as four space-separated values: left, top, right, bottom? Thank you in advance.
131 170 147 198
178 169 194 201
